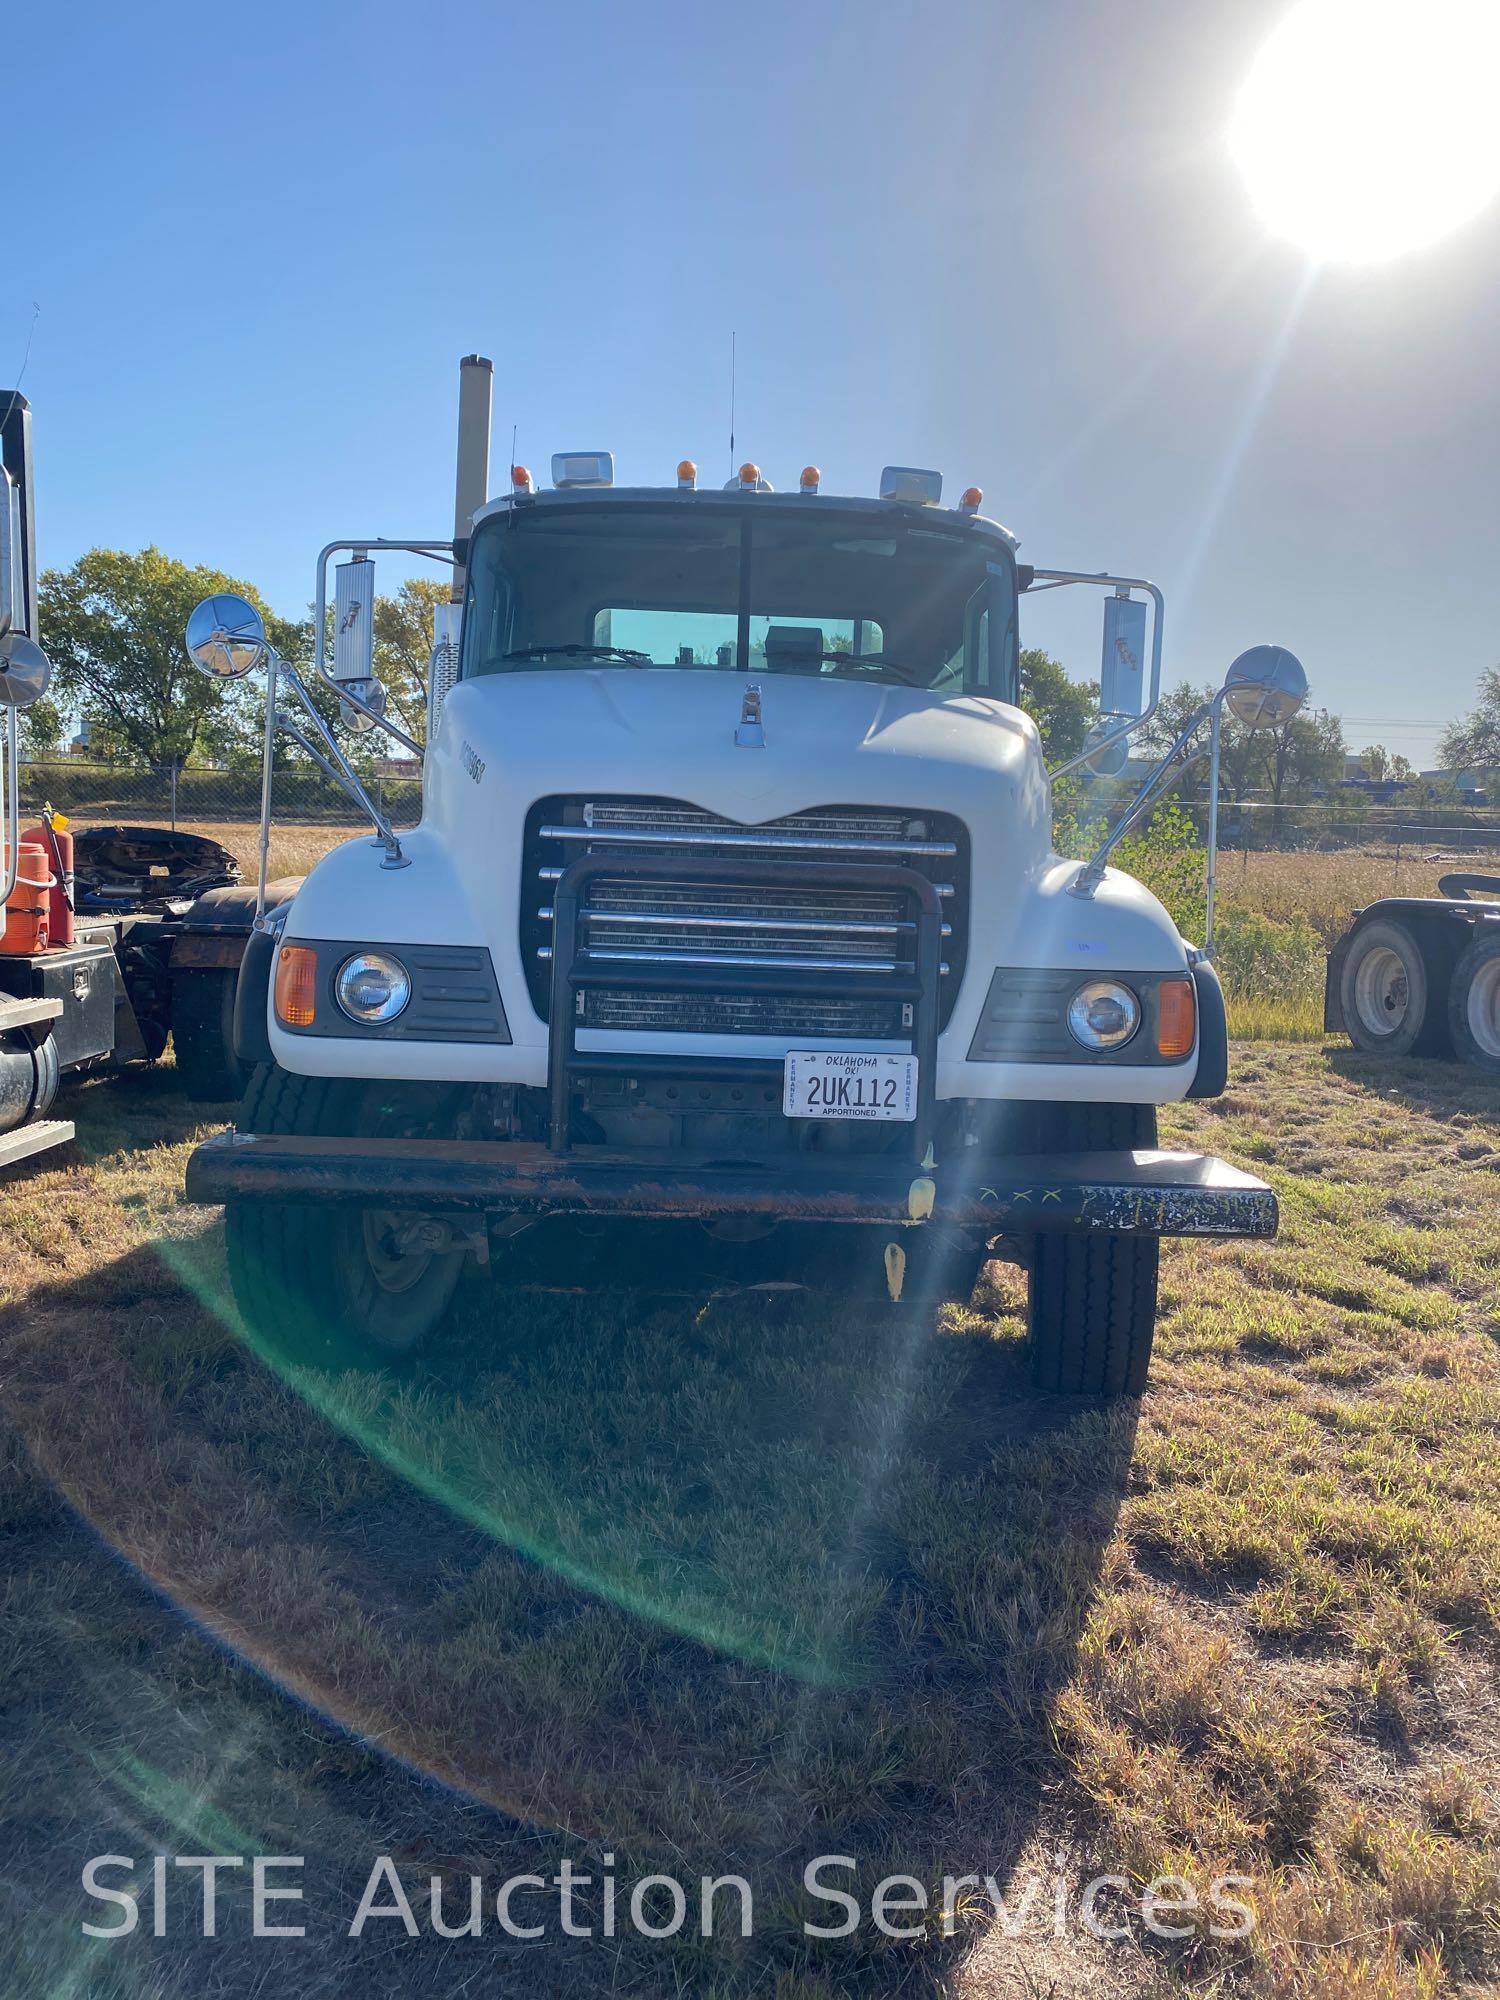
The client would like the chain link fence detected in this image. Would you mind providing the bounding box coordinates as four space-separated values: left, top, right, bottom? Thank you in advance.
17 757 421 830
18 756 1500 883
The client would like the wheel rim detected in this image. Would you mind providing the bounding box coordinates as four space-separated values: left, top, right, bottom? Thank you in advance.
1467 957 1500 1059
360 1209 437 1295
1352 945 1410 1039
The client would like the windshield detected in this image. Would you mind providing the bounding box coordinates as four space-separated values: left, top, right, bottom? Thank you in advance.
461 501 1018 696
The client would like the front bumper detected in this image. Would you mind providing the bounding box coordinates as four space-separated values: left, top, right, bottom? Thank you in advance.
185 1133 1276 1239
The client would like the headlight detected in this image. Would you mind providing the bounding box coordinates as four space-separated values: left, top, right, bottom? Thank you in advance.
1067 979 1141 1051
334 951 411 1024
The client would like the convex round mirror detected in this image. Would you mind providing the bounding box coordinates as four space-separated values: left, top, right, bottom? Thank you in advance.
185 594 267 680
1079 717 1130 778
1222 645 1307 730
339 676 387 735
0 632 53 708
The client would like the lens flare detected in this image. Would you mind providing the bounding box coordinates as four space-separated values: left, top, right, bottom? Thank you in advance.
1230 0 1500 263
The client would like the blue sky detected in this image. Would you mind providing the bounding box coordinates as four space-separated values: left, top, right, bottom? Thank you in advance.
8 0 1497 765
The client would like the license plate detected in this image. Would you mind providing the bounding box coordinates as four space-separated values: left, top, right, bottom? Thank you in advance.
782 1050 918 1122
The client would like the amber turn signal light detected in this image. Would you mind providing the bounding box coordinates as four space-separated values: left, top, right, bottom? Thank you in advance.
1156 977 1196 1058
274 944 318 1028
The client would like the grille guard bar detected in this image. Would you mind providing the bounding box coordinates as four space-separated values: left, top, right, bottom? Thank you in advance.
545 850 946 1159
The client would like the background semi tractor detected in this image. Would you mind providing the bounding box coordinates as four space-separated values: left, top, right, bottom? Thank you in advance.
171 354 1311 1398
0 393 271 1166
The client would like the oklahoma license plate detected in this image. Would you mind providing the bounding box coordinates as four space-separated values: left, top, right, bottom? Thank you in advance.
782 1050 918 1122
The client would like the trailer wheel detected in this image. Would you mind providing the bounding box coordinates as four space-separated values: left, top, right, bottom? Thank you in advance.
1022 1102 1159 1398
1448 932 1500 1072
1339 918 1429 1057
225 1064 466 1360
171 969 249 1102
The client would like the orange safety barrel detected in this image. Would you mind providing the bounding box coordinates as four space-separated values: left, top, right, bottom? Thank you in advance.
23 821 75 945
1 838 53 955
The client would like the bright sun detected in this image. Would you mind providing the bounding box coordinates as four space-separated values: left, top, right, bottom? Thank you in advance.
1229 0 1500 263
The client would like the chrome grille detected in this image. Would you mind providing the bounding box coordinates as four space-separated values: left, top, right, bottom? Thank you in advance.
521 798 969 1036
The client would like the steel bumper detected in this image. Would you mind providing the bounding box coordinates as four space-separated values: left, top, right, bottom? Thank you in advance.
185 1133 1277 1239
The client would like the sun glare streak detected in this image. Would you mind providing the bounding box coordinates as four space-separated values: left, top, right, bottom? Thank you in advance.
1230 0 1500 263
1171 265 1317 619
1017 243 1266 512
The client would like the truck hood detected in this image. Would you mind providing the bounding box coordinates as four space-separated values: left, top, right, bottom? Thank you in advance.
426 667 1051 844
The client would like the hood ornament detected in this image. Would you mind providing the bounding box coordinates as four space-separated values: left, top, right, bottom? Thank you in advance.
734 682 765 748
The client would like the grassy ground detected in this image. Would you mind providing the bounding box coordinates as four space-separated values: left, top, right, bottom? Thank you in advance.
1 1042 1496 1996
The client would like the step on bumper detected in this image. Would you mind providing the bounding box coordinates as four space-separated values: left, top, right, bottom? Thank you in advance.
186 1133 1277 1239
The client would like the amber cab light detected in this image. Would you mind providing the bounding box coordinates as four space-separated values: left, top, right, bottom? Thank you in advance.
1156 977 1196 1058
676 459 697 488
511 464 533 490
738 462 761 488
800 465 821 493
274 944 318 1028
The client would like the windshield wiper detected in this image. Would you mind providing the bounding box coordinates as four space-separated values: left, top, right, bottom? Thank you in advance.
764 650 922 687
502 643 652 665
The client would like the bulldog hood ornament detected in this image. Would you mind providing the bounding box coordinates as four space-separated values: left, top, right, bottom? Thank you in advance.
734 682 765 748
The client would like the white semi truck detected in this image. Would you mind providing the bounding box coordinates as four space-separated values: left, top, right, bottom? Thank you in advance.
182 355 1307 1396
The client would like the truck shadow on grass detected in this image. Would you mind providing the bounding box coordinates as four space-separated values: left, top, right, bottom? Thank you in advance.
1324 1044 1500 1120
4 1222 1139 1994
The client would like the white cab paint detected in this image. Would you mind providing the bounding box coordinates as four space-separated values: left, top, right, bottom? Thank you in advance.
270 668 1197 1099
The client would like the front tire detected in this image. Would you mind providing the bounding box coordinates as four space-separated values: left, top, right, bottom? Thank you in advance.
1022 1102 1159 1398
225 1064 465 1361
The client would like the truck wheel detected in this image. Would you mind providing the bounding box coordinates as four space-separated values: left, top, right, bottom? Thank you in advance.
1339 918 1429 1057
171 969 249 1102
1023 1101 1159 1398
224 1065 466 1360
1448 932 1500 1072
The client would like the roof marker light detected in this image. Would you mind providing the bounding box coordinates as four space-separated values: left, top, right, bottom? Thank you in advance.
800 465 821 494
960 485 983 514
551 451 614 489
739 462 762 489
879 465 943 506
677 459 697 489
511 464 533 491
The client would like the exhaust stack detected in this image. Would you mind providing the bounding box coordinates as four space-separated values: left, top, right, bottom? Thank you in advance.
452 354 493 601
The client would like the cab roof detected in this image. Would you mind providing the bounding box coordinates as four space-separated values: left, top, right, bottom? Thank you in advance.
468 485 1020 550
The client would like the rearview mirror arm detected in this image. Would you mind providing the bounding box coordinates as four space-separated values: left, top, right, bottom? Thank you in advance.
312 539 456 758
1069 693 1219 905
266 646 411 872
1 707 17 905
1031 572 1165 780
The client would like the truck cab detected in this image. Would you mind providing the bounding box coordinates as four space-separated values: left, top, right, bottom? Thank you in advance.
183 362 1299 1397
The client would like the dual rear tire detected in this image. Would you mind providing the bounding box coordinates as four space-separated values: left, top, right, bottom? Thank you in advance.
1448 932 1500 1072
1339 916 1500 1070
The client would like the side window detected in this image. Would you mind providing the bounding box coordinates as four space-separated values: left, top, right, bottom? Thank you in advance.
989 602 1018 700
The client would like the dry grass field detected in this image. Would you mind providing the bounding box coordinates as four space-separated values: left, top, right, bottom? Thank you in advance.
1 1039 1497 1997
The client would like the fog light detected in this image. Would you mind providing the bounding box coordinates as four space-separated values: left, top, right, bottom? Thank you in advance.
1067 979 1141 1051
335 951 410 1025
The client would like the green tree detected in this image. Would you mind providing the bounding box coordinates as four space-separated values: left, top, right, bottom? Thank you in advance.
1439 666 1500 778
371 577 451 747
1019 648 1097 762
18 693 64 759
40 547 305 768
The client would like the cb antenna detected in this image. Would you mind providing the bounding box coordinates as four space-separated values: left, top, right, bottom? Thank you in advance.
728 330 736 480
